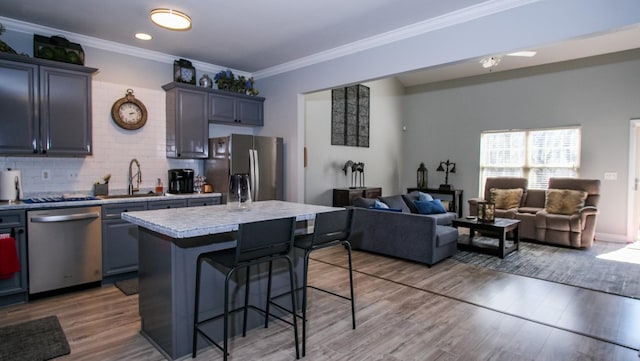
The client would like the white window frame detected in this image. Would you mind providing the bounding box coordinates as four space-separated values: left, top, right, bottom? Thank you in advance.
479 126 581 193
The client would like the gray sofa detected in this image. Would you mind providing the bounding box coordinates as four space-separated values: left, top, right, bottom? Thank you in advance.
349 193 459 266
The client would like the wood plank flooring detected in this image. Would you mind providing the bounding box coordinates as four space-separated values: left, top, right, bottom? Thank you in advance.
1 248 639 360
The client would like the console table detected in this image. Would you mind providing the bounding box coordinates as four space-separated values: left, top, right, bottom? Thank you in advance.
333 187 382 207
407 187 463 217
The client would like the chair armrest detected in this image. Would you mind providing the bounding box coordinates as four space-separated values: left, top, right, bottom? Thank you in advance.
579 206 598 215
467 197 485 216
579 206 598 224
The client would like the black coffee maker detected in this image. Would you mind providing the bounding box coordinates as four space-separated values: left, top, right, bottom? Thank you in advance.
168 169 194 194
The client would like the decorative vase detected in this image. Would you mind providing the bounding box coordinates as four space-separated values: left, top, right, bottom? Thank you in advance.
199 74 213 88
227 173 252 210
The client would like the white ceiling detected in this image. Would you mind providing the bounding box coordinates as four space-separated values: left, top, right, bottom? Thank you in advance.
1 0 639 86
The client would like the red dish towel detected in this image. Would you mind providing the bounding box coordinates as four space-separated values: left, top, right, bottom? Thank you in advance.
0 235 20 279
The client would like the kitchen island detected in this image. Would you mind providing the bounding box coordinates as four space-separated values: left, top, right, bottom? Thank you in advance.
122 200 338 360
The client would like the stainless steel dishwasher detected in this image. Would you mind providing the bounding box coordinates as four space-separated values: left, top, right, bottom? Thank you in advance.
27 206 102 294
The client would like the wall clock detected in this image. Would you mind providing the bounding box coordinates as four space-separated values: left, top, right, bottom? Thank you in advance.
111 89 147 130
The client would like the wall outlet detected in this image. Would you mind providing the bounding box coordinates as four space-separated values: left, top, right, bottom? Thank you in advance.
41 170 50 180
68 172 78 180
604 172 617 181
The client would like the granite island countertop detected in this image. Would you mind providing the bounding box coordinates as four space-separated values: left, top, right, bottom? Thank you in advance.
122 200 340 239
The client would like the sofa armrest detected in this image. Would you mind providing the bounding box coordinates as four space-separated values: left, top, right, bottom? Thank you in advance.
351 208 437 259
579 206 598 224
467 197 485 216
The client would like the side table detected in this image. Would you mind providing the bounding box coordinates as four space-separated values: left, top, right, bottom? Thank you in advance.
452 217 520 258
332 187 382 207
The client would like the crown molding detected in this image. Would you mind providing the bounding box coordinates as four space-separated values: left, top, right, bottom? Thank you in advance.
1 0 538 80
254 0 539 79
0 16 251 78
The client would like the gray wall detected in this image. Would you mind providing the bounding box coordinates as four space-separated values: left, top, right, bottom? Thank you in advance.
403 50 640 241
257 0 640 240
304 78 405 205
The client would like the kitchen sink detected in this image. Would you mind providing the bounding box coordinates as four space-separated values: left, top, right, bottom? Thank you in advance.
98 193 162 199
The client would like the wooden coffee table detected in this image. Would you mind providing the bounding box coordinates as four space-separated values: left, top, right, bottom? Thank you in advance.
452 217 520 258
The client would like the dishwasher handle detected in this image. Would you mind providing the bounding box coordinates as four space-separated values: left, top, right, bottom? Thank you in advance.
30 212 100 223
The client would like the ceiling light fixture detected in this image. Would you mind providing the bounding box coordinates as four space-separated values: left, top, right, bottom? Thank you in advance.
135 33 153 40
480 56 502 69
150 8 192 31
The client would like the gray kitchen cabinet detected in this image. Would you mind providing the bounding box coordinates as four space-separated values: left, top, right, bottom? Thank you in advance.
164 83 208 159
186 196 221 207
148 199 188 210
0 210 27 307
101 202 147 279
0 53 96 156
209 91 264 126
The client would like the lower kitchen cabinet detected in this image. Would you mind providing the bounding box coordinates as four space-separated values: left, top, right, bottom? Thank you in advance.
186 196 221 207
101 202 147 280
0 210 27 307
148 199 187 210
101 197 219 282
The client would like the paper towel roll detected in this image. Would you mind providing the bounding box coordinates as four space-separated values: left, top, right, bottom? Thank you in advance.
0 170 23 201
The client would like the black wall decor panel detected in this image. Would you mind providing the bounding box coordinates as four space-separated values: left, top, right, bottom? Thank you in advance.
331 84 369 147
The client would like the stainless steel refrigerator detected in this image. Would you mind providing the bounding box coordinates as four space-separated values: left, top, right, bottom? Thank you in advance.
205 134 283 202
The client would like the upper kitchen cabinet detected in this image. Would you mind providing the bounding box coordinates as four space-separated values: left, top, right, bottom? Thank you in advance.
0 53 96 156
164 83 209 159
208 90 264 126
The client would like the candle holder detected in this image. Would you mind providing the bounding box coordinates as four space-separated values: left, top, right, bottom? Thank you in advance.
417 162 427 189
477 201 495 222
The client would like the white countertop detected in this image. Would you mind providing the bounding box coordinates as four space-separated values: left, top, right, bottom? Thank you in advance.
122 200 340 239
0 192 222 211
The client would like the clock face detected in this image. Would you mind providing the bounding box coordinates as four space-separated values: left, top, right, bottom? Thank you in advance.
118 102 143 124
180 68 194 82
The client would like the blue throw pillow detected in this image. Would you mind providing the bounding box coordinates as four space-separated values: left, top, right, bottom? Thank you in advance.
418 192 433 201
415 199 447 214
373 200 389 209
371 207 403 212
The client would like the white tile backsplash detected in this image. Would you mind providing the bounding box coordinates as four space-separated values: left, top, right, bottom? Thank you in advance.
1 81 202 196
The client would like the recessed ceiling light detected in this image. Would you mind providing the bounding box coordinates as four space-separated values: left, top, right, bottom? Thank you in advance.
135 33 152 40
150 8 192 31
507 51 537 57
480 56 502 69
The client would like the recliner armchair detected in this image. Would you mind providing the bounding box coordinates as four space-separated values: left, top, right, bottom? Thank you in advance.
468 177 528 219
535 178 600 248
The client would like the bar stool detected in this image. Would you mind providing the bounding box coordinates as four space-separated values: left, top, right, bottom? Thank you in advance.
192 216 300 360
293 209 356 356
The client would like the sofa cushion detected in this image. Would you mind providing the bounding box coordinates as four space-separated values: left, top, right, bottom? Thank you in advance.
373 200 402 212
402 192 420 213
352 197 376 208
489 188 524 209
374 199 389 208
415 199 447 214
418 192 433 201
545 189 588 215
379 195 411 213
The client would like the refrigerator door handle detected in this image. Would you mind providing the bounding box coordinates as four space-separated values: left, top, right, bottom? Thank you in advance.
252 149 260 201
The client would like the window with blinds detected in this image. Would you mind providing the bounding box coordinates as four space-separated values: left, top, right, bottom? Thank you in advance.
480 127 580 191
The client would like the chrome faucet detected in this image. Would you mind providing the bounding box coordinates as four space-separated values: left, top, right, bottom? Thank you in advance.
128 158 142 195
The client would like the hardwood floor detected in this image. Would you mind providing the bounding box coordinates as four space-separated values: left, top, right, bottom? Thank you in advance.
1 248 639 360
